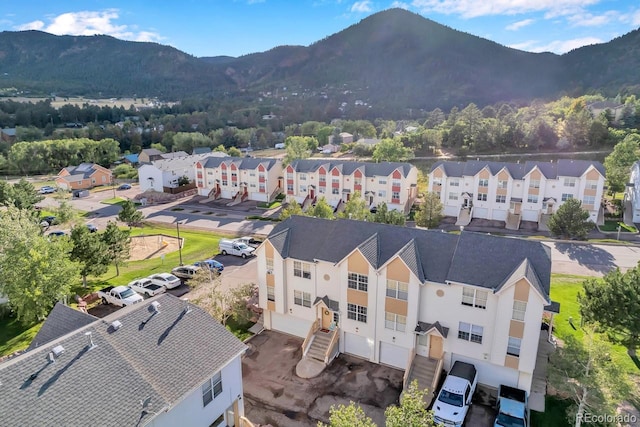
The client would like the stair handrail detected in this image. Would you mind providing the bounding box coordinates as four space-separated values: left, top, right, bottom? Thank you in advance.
431 356 445 392
323 327 340 363
301 319 320 355
402 351 416 390
239 415 256 427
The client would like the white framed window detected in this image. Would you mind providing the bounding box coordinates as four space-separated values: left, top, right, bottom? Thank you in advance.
458 322 483 344
417 334 428 346
477 193 487 202
496 195 506 203
266 258 274 273
478 178 489 187
561 193 573 202
319 175 326 184
392 191 400 200
299 173 307 181
449 179 460 187
202 371 223 407
287 183 293 192
249 183 256 188
267 286 275 302
293 261 311 279
461 287 487 309
432 178 442 186
299 185 307 193
498 179 508 189
512 300 527 321
207 170 213 175
529 179 540 189
449 192 459 201
249 171 256 177
507 337 522 357
222 180 228 186
319 187 326 194
294 290 311 307
385 312 406 332
378 190 387 198
386 280 408 300
586 180 598 190
392 180 401 187
583 196 595 206
347 303 367 323
332 187 339 195
527 194 538 203
258 183 265 192
332 178 340 185
564 177 576 187
379 179 387 185
348 272 368 292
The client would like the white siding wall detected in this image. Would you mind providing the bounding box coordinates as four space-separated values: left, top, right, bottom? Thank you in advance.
138 165 164 192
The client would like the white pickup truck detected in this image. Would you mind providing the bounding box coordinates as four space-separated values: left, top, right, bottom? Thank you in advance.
219 239 255 258
433 361 478 427
98 285 144 307
127 278 167 298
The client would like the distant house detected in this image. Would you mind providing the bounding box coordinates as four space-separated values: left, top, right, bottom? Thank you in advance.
139 148 165 164
355 138 382 147
0 294 248 427
339 132 353 144
586 101 625 122
0 128 16 143
56 163 112 190
161 151 190 160
319 144 339 154
122 153 139 165
138 153 227 193
193 146 212 155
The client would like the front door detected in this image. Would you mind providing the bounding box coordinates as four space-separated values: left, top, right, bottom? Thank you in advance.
416 334 428 357
321 307 332 329
310 188 315 199
546 202 553 214
429 335 443 359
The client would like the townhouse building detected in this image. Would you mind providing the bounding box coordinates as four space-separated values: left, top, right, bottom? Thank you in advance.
285 159 418 213
138 153 224 193
429 160 605 229
625 161 640 223
256 216 557 396
195 156 282 203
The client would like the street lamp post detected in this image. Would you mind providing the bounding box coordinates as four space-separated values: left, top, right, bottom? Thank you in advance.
176 220 183 266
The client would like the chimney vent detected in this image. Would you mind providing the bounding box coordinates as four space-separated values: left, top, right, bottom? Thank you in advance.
85 331 96 348
111 320 123 331
52 345 65 358
150 301 161 313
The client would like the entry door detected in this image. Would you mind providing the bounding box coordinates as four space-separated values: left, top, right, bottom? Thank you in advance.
321 307 332 329
429 335 443 359
310 188 315 199
416 334 428 357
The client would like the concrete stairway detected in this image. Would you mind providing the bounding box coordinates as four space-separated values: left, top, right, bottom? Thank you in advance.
405 355 441 405
227 192 243 206
506 211 521 230
538 214 551 231
455 207 472 226
306 331 333 362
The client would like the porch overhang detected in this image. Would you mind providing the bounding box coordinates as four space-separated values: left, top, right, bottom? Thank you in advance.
415 321 449 338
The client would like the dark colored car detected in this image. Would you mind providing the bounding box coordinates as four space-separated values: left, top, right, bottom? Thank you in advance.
118 183 132 190
194 259 224 272
86 224 98 233
42 216 57 225
47 231 66 237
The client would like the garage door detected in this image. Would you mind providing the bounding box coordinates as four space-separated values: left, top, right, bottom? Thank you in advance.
344 332 372 360
492 209 507 221
521 209 538 222
444 205 459 217
451 354 519 389
473 207 489 219
270 312 311 338
379 342 409 370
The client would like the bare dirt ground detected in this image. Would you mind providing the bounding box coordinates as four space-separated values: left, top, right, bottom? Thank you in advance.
129 235 181 261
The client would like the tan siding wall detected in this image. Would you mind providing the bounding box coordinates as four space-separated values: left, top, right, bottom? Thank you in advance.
496 188 507 196
586 169 601 180
505 355 519 369
498 171 509 180
479 169 490 179
528 187 539 195
347 289 368 306
530 170 541 180
266 274 274 286
385 297 408 316
348 251 369 275
267 301 275 311
264 241 274 258
433 168 443 178
386 258 410 282
514 279 530 301
509 320 525 338
584 188 597 196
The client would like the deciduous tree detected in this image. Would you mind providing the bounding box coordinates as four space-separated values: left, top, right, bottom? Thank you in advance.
338 191 371 221
372 138 414 162
372 202 406 225
415 192 443 228
547 198 594 240
101 221 131 276
308 197 335 219
284 136 315 164
279 199 304 220
317 401 376 427
385 380 436 427
70 225 110 287
603 134 640 194
190 270 254 326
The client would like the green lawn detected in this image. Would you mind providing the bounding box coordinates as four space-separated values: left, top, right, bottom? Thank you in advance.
0 317 42 356
599 220 638 233
257 200 282 209
101 197 127 205
531 396 572 427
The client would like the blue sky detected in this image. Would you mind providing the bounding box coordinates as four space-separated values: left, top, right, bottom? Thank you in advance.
1 1 639 57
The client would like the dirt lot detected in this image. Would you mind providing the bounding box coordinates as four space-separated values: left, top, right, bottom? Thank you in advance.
129 234 181 261
242 330 403 427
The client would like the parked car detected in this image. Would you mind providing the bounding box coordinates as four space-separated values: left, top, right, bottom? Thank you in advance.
118 183 132 190
494 385 529 427
233 236 261 248
194 259 224 272
147 273 181 289
171 265 201 280
97 285 143 307
127 278 166 297
38 186 56 194
42 215 57 225
433 361 478 427
47 230 66 237
219 239 255 258
86 224 98 233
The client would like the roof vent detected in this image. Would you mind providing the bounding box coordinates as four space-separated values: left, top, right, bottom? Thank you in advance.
51 345 65 358
85 331 96 349
182 298 192 315
111 320 123 331
150 301 161 313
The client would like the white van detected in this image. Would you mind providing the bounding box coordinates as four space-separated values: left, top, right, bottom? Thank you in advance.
219 239 256 258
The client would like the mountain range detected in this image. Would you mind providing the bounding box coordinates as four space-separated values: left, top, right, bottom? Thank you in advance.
0 8 639 114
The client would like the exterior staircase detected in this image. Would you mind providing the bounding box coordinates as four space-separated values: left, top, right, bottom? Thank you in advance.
455 207 472 226
199 187 220 203
538 213 552 231
306 330 335 361
506 211 521 230
302 195 315 212
227 191 243 206
404 355 443 407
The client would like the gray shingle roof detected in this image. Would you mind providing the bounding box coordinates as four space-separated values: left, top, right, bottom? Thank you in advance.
61 163 102 180
202 156 280 171
431 159 605 179
268 216 551 299
289 159 414 178
27 303 97 351
313 296 340 311
415 321 449 338
0 294 247 427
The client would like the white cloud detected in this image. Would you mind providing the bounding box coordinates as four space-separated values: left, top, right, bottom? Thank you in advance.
391 1 411 9
14 10 163 43
508 40 538 50
529 36 602 53
351 1 373 13
567 10 618 27
506 18 534 31
410 0 600 18
633 10 640 26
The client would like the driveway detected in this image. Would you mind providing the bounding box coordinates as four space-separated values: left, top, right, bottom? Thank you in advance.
546 241 640 277
243 330 403 427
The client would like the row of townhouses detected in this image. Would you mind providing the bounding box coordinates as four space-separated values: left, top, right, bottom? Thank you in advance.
428 159 605 230
256 215 558 398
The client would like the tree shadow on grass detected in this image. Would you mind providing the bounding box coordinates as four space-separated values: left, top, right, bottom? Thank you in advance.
554 242 617 275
